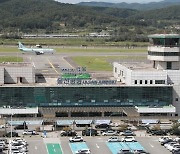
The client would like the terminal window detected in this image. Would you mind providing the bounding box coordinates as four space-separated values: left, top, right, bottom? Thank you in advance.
115 67 117 73
155 80 165 84
167 62 172 70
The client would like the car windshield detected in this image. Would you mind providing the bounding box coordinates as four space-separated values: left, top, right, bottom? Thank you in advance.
125 136 132 138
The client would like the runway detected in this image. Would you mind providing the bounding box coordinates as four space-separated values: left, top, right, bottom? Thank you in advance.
0 52 147 76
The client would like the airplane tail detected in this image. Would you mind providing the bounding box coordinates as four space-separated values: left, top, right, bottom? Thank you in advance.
18 42 25 49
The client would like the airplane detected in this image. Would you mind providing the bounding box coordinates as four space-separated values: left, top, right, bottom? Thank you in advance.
18 42 55 55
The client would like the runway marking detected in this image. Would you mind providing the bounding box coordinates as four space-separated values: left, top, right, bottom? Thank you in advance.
32 62 35 68
61 56 74 69
96 144 100 148
35 146 37 150
42 69 49 72
47 59 59 74
149 143 154 148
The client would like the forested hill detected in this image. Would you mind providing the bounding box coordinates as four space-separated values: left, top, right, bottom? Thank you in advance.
78 0 180 10
0 0 179 36
0 0 137 31
131 5 180 20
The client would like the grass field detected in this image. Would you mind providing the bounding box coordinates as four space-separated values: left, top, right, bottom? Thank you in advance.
0 45 146 53
0 38 148 47
72 56 146 71
0 56 23 62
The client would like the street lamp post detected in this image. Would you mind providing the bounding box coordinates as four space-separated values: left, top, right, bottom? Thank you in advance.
10 108 13 154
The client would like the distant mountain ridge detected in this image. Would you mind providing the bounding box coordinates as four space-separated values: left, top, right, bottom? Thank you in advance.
78 0 180 10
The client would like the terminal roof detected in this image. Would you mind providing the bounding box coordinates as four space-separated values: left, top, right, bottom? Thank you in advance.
148 34 180 39
118 62 160 71
0 62 32 67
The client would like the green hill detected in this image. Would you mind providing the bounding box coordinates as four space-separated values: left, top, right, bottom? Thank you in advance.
0 0 179 42
0 0 137 31
78 0 180 11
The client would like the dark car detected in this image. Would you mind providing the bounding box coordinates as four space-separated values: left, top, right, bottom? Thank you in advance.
117 149 134 154
82 129 98 136
14 125 28 130
172 148 180 154
95 124 110 129
4 132 18 137
60 131 77 137
151 130 167 136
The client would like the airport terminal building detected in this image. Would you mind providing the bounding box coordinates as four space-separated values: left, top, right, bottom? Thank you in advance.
0 34 179 119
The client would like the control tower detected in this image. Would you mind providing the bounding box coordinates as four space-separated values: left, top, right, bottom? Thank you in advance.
147 34 180 70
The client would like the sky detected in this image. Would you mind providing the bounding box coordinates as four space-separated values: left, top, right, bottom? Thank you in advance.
56 0 163 4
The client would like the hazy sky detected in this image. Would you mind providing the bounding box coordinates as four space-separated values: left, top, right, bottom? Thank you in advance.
56 0 163 4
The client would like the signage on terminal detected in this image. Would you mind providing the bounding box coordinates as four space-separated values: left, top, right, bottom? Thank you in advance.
61 67 86 73
57 78 117 85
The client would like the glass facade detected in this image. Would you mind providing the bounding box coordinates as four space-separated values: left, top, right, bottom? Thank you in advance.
0 86 172 107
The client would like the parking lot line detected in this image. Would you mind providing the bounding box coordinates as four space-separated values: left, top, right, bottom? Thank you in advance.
69 142 89 154
46 143 63 154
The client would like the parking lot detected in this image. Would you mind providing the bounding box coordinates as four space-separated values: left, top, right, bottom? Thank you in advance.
3 131 170 154
0 121 176 154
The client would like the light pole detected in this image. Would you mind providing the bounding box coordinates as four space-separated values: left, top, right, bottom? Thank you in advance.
10 107 13 154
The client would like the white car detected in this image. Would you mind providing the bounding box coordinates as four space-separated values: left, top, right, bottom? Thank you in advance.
174 137 180 142
75 149 91 154
11 141 27 146
122 136 136 142
164 142 177 148
102 130 117 136
11 150 27 154
168 144 180 151
12 138 27 143
69 136 83 142
108 137 120 142
0 124 8 129
159 136 170 143
22 130 35 135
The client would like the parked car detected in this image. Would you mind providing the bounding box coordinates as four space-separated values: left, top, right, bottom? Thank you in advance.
171 145 180 152
0 138 7 144
108 136 120 142
172 148 180 154
151 130 167 136
161 138 173 146
3 132 18 137
122 136 136 142
0 124 8 129
117 149 133 154
82 129 98 136
168 144 180 152
60 130 77 137
159 136 171 143
95 124 110 129
22 130 38 135
75 149 91 154
102 130 117 136
69 136 83 142
0 144 5 150
133 149 149 154
120 130 135 136
14 125 28 130
164 141 177 149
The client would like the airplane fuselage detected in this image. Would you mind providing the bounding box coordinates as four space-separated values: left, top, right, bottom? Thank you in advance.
19 47 54 54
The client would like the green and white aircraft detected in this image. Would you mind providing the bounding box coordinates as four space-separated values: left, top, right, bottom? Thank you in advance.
18 42 55 55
